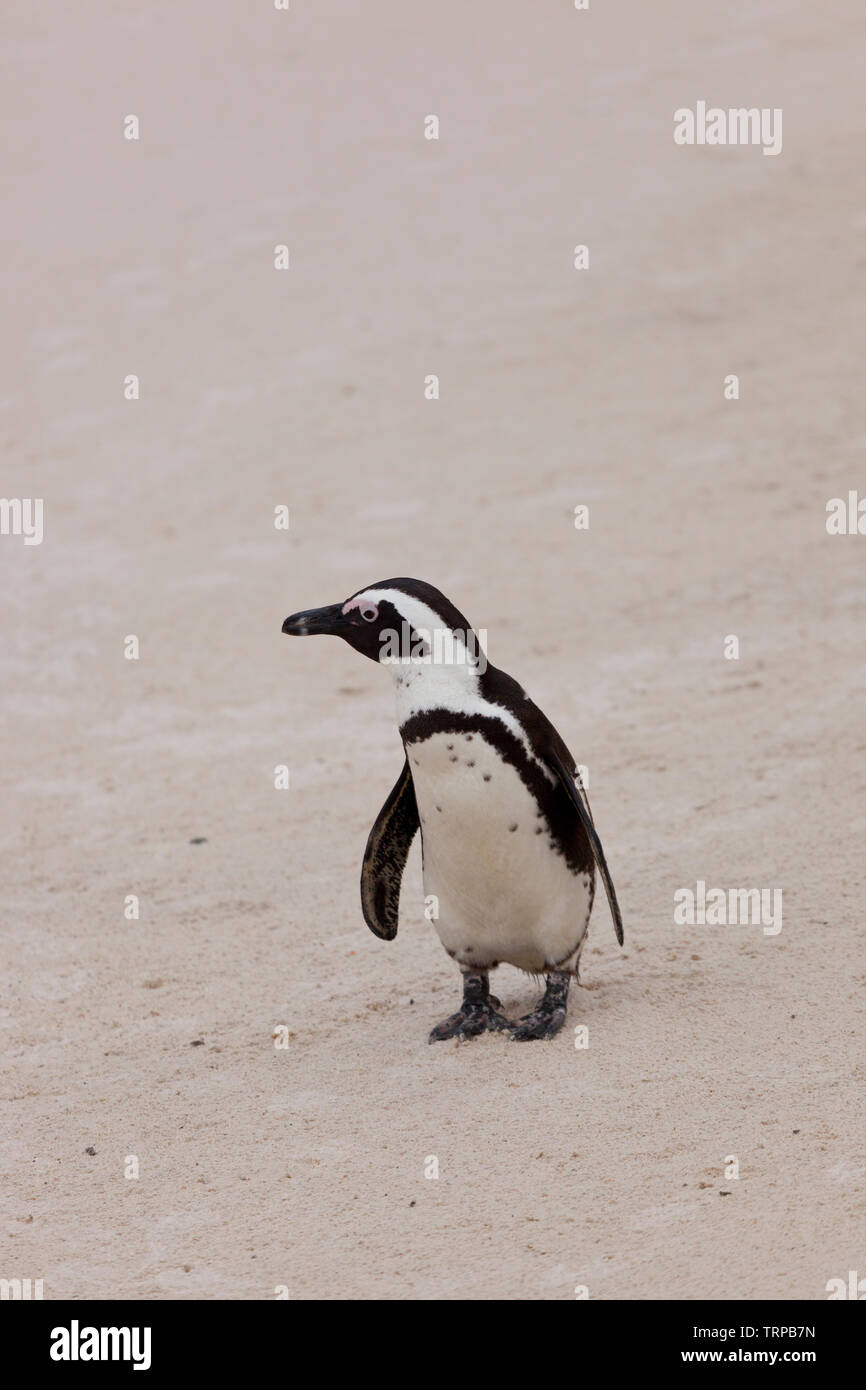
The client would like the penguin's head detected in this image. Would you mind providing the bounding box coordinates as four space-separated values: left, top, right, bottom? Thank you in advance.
282 578 485 672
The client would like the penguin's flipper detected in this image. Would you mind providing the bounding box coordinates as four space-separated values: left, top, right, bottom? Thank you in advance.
360 757 419 940
548 750 624 946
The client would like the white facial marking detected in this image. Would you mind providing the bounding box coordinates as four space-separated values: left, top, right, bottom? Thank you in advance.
342 596 379 622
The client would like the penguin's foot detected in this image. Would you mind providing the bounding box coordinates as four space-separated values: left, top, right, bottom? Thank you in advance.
509 971 570 1042
428 971 509 1043
428 1002 509 1042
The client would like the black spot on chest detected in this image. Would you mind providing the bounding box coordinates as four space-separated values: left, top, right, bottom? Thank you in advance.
400 708 592 874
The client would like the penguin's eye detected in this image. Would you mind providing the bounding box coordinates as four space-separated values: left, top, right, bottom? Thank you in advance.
360 603 378 623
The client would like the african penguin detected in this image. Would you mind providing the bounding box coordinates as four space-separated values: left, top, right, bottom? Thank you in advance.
281 579 623 1042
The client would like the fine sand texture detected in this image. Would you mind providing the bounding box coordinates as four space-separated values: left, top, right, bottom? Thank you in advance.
2 1 864 1299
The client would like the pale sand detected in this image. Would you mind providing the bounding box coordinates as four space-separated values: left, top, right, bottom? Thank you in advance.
2 1 864 1300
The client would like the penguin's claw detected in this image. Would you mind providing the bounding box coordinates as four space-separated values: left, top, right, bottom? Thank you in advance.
509 1005 568 1041
428 1002 509 1043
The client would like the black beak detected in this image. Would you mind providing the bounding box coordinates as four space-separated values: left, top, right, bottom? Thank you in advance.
281 603 346 637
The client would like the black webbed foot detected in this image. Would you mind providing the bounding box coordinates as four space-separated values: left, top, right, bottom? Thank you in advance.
428 971 508 1043
428 1002 509 1041
509 971 570 1041
509 1007 567 1041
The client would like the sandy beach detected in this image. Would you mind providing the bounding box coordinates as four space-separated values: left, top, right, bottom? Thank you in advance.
2 1 865 1299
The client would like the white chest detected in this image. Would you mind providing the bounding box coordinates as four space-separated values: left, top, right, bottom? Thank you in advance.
404 728 592 972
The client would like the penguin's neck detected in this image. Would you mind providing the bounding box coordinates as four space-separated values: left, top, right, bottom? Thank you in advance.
388 658 483 724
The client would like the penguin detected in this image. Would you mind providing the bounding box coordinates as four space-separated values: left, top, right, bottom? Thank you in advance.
281 578 623 1042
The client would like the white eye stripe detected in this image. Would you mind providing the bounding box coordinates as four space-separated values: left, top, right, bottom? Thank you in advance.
342 595 379 622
